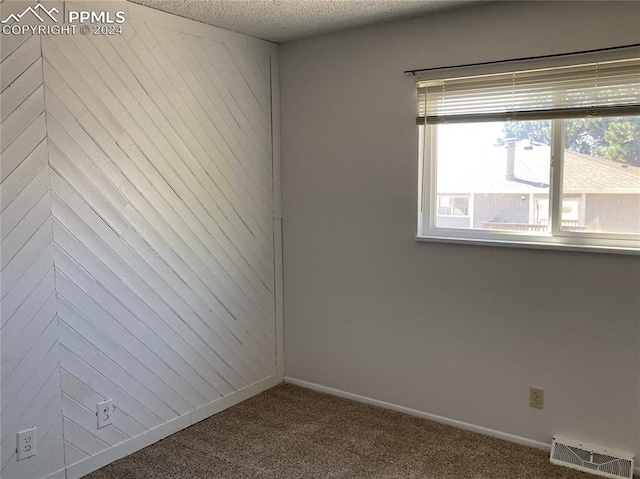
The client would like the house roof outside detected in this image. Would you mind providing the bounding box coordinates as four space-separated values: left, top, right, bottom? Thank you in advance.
437 138 640 195
563 149 640 193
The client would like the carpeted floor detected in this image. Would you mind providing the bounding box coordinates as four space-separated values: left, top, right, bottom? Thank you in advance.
86 383 633 479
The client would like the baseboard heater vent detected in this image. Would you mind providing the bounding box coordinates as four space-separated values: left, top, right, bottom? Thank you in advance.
551 436 634 479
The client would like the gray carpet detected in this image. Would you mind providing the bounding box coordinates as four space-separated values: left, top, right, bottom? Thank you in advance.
86 384 633 479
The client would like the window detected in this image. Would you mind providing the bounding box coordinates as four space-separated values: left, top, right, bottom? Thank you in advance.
416 58 640 253
438 196 469 217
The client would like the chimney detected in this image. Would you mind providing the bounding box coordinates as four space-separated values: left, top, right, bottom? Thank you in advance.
505 137 516 180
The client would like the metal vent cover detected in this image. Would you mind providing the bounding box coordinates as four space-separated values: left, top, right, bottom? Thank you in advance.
551 437 634 479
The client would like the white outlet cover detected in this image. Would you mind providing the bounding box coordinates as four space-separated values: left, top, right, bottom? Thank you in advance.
17 427 36 461
97 399 113 429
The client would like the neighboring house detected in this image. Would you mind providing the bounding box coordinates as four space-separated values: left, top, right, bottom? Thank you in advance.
436 141 640 234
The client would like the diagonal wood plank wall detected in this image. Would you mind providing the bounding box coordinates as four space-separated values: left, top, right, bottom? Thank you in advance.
1 20 67 479
1 2 282 478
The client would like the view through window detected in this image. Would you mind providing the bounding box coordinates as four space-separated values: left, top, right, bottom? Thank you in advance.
432 117 640 237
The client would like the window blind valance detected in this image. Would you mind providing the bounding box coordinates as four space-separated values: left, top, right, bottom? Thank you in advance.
416 58 640 125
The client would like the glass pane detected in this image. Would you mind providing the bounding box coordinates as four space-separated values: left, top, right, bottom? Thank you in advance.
562 117 640 235
435 121 551 233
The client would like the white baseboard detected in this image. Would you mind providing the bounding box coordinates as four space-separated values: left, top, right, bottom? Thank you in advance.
66 413 191 479
191 373 282 424
284 377 640 476
284 376 551 452
66 374 282 479
44 466 66 479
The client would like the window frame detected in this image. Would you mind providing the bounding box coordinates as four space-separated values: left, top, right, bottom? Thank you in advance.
417 119 640 255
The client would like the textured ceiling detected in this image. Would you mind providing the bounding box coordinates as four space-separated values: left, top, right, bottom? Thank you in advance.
128 0 487 43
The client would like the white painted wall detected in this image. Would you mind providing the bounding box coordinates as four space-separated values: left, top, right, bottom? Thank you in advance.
280 0 640 461
1 2 282 478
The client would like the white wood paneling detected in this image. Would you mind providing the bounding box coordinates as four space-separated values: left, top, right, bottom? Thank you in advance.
1 2 280 478
44 14 279 470
1 19 66 479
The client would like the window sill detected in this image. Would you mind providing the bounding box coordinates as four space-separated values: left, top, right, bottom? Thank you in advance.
416 235 640 256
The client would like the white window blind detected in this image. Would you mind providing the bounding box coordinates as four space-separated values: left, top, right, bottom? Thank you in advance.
416 57 640 125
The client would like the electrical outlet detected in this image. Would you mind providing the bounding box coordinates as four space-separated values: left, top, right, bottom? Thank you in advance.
97 399 114 428
16 427 36 460
530 387 544 409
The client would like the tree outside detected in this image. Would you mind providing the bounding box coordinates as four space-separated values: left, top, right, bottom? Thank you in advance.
502 116 640 167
